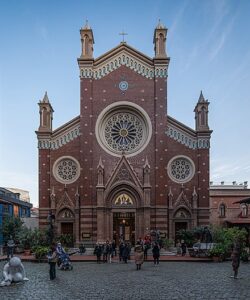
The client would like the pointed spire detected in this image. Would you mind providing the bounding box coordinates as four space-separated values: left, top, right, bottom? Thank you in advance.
154 20 167 58
198 90 205 103
97 156 104 169
43 91 49 103
194 91 211 131
50 186 55 197
192 186 197 197
83 19 90 30
75 186 80 197
156 19 166 29
143 156 150 169
168 186 173 198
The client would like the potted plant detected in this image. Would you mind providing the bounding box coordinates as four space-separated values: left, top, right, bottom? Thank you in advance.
240 249 249 262
17 227 34 255
33 246 49 262
208 244 225 262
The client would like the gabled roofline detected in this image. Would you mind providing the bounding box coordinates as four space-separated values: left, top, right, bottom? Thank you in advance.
52 115 80 138
94 42 154 66
168 115 196 136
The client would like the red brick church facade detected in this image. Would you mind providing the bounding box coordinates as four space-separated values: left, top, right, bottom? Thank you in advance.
36 22 212 245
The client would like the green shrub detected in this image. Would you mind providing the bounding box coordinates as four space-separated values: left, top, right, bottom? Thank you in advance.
33 246 49 260
208 244 226 258
162 238 174 249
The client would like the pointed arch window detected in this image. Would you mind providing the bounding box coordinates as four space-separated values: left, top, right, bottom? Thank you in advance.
241 204 248 218
219 203 226 218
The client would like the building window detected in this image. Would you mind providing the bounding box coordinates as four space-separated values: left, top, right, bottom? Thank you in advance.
114 194 133 206
95 102 152 157
14 205 19 217
167 155 195 184
3 204 9 214
53 156 80 184
241 204 248 218
219 203 226 218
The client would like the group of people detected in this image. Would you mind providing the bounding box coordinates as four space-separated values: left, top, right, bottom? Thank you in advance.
94 240 118 263
93 237 161 270
176 240 187 256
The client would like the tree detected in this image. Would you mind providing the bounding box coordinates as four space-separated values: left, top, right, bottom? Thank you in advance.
2 216 23 243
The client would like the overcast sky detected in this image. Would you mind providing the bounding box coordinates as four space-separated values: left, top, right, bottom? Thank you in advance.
1 0 250 207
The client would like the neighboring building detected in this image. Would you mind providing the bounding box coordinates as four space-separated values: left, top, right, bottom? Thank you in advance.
36 22 212 246
22 207 39 230
0 187 32 245
5 188 30 203
210 181 250 233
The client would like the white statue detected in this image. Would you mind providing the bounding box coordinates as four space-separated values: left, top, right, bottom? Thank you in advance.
0 257 29 287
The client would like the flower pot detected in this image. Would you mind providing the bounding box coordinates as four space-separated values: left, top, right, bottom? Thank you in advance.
212 256 222 262
24 249 31 256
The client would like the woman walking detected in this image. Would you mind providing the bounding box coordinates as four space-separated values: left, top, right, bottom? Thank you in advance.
134 241 144 270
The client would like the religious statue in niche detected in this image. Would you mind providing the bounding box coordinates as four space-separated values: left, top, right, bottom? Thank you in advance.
114 194 133 205
62 209 73 218
175 209 189 219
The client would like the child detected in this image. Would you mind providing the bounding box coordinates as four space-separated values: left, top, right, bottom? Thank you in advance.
47 245 57 280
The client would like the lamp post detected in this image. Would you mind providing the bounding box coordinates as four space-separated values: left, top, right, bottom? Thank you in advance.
47 210 55 245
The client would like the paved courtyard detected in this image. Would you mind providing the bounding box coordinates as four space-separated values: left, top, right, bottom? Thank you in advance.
0 260 249 299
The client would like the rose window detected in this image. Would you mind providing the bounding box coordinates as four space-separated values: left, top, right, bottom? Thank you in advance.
53 156 80 184
96 102 152 156
104 112 143 152
167 156 195 183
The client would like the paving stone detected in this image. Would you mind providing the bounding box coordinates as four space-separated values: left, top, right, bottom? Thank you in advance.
0 260 249 299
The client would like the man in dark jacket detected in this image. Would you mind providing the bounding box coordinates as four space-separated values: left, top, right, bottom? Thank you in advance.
94 243 102 263
152 242 160 265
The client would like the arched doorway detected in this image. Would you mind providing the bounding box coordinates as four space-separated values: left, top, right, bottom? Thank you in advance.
173 207 191 243
112 193 136 245
57 208 75 246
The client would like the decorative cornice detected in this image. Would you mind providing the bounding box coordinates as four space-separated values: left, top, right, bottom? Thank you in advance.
80 50 168 80
166 116 210 149
37 117 80 150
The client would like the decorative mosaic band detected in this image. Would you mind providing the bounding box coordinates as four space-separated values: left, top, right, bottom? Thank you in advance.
166 125 210 149
80 52 168 79
38 125 81 150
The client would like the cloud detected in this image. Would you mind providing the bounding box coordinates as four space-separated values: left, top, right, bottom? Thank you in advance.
210 158 250 185
168 1 188 40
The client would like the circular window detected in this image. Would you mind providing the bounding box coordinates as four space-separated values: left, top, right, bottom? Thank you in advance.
167 156 195 183
119 81 128 91
96 102 152 157
53 156 80 184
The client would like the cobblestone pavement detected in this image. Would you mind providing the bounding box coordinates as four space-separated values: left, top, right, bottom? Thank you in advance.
0 260 249 300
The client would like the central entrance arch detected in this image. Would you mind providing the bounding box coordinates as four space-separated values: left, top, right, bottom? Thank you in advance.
113 211 135 245
112 193 136 245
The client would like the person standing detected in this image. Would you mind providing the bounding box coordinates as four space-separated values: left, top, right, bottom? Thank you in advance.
119 242 125 262
152 242 160 266
181 240 187 256
7 236 15 260
122 243 130 263
176 240 182 256
94 243 102 263
79 243 86 255
47 245 57 280
111 240 117 257
143 238 151 260
134 241 144 270
231 241 241 279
